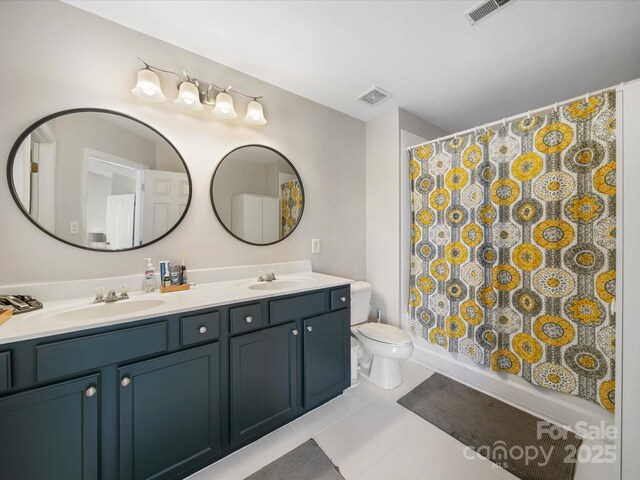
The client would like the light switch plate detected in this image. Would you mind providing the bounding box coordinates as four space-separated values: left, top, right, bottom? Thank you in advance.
69 221 79 234
311 238 320 254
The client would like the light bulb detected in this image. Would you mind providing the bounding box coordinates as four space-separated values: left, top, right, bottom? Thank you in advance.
175 81 203 111
131 68 166 102
244 100 267 125
212 91 237 119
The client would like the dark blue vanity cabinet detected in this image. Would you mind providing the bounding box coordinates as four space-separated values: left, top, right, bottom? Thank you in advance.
119 343 221 480
0 374 99 480
0 284 350 480
303 310 350 409
230 322 299 446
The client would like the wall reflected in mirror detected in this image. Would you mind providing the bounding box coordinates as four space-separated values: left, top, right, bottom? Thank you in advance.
9 110 191 251
211 145 304 245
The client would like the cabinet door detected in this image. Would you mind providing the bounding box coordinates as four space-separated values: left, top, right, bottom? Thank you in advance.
0 375 99 480
119 343 220 480
303 310 350 409
230 322 298 445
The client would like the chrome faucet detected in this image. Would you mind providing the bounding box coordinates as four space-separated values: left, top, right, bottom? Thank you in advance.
257 271 276 282
105 290 119 303
94 285 129 303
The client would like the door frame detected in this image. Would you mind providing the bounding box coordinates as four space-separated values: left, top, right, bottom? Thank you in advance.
82 148 147 247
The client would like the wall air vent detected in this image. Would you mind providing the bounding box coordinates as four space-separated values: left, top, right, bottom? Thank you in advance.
357 87 391 106
464 0 512 25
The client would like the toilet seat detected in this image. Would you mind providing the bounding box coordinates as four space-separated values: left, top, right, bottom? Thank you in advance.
358 323 412 346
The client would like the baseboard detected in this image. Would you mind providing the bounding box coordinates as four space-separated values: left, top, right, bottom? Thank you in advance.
410 339 615 442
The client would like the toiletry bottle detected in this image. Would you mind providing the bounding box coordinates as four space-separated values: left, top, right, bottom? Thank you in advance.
163 270 171 288
159 260 170 283
180 253 188 285
142 258 157 293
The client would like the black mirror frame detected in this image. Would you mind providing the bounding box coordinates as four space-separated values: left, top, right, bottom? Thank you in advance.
6 108 193 253
210 144 305 246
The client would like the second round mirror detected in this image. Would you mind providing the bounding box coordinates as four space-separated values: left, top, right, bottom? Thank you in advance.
211 145 304 245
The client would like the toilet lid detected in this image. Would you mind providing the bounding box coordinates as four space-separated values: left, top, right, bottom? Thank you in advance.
358 323 412 346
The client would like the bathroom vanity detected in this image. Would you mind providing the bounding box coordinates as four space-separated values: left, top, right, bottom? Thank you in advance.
0 275 351 480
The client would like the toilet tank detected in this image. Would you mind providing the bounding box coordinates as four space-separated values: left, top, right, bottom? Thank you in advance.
350 281 372 326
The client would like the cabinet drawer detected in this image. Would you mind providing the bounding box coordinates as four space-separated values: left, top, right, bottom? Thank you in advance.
230 304 263 334
331 287 350 310
0 351 10 393
36 322 167 382
270 292 326 325
181 311 220 346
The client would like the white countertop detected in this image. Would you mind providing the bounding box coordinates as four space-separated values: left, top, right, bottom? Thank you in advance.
0 270 352 345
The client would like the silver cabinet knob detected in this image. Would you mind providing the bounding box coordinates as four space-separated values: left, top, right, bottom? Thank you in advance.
245 316 253 323
292 329 299 336
306 325 313 332
199 326 207 334
85 386 97 397
121 377 131 387
340 296 347 302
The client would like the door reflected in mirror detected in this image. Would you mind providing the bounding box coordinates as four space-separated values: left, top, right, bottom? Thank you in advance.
211 145 304 245
8 109 191 251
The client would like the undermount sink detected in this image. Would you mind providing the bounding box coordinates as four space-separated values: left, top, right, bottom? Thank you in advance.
41 299 166 323
239 277 316 291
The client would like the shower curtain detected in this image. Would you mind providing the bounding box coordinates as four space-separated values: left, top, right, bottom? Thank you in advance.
281 179 302 237
408 90 616 411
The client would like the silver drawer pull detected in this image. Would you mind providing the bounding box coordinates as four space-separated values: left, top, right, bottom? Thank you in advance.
85 386 97 397
292 329 299 336
245 316 253 323
306 325 313 332
199 326 208 334
121 377 131 387
340 297 347 302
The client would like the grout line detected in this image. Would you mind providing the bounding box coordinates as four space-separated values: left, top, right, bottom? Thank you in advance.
386 448 427 480
291 403 345 439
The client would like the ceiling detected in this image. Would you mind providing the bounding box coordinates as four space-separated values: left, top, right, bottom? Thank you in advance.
64 0 640 133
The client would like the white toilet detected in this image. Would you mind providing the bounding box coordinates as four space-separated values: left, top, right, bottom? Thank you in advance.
350 281 414 389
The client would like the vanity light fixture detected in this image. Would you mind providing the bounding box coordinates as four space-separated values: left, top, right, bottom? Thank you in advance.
244 100 267 125
132 58 267 125
132 67 166 102
175 81 204 111
212 91 237 119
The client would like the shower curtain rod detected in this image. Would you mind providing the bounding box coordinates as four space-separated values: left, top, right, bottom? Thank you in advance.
406 78 639 151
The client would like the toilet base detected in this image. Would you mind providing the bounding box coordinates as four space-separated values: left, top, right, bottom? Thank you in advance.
361 356 402 390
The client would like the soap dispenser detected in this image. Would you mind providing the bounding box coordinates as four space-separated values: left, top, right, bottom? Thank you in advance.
142 258 157 293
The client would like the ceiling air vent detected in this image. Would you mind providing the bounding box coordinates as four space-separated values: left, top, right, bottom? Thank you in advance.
464 0 512 25
357 87 391 106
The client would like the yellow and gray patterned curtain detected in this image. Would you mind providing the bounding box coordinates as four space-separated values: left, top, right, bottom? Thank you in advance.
408 90 616 411
281 179 303 237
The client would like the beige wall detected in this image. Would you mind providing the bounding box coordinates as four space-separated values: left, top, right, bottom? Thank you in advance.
365 108 447 326
155 141 184 173
0 1 366 284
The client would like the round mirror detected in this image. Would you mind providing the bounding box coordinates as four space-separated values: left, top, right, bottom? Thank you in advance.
211 145 304 245
7 109 191 251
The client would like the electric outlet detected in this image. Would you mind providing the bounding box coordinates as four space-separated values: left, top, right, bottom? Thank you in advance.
311 238 320 254
69 221 79 234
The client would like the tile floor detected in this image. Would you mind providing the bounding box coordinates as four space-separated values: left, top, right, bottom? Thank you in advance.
189 360 617 480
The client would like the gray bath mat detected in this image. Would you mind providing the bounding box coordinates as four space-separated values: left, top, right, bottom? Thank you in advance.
398 373 582 480
245 438 344 480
